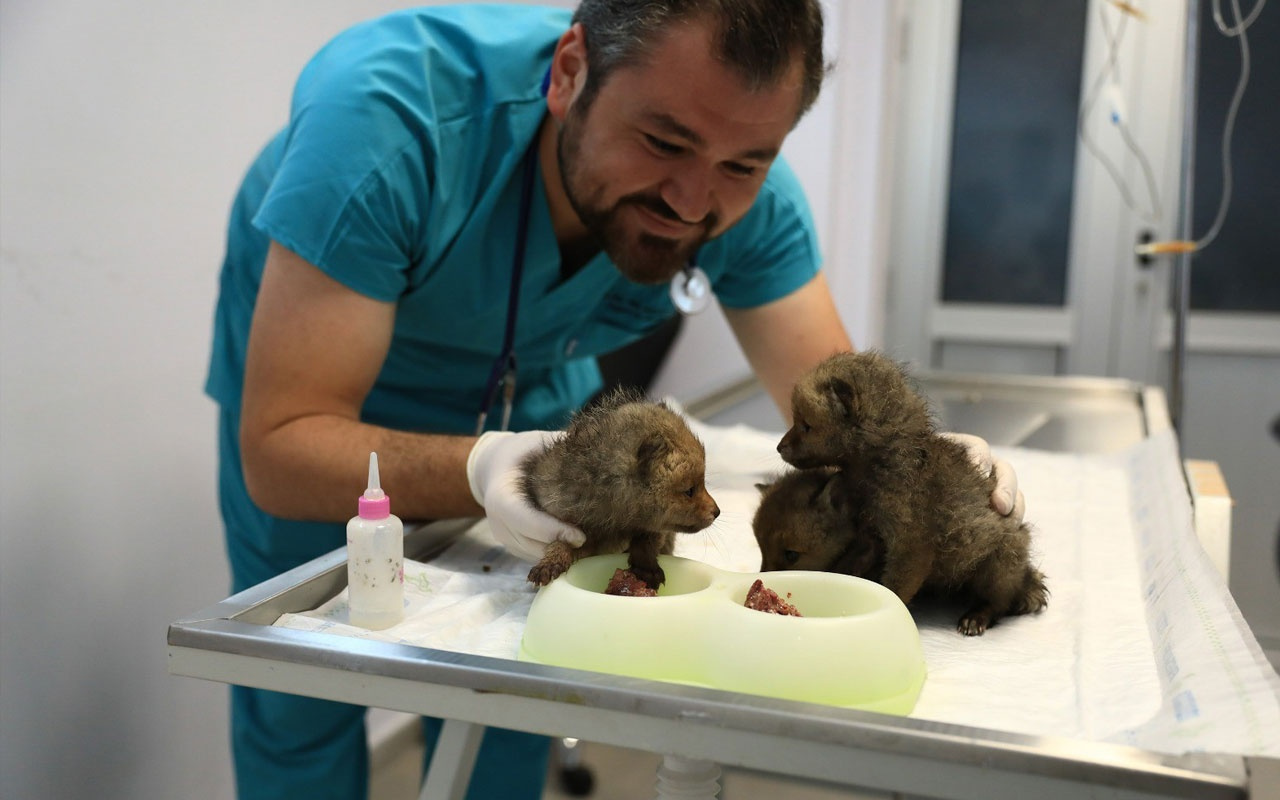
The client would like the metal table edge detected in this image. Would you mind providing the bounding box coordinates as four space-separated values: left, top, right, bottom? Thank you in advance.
166 611 1247 798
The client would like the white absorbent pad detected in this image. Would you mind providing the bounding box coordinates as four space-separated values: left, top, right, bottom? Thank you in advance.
275 423 1280 757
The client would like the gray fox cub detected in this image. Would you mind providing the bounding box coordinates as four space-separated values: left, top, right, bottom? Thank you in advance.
520 390 720 589
757 351 1047 635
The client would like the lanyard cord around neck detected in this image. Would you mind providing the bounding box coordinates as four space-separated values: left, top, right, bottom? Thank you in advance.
476 140 539 435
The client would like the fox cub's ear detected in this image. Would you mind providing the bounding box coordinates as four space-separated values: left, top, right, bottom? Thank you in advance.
817 472 850 514
635 433 672 476
821 378 855 419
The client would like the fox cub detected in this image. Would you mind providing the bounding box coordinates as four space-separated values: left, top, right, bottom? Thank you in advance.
520 390 720 589
757 351 1047 635
753 467 886 578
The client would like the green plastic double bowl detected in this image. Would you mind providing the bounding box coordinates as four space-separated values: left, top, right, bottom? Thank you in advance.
519 554 925 714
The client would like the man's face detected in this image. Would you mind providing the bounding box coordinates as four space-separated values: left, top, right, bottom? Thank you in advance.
555 21 803 285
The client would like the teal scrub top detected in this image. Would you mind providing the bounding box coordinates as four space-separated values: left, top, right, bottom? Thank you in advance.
206 4 821 569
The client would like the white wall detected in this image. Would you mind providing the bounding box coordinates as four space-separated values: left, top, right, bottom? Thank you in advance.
0 2 891 799
1 3 431 798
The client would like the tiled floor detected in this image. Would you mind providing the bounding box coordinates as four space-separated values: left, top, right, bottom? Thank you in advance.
369 722 889 800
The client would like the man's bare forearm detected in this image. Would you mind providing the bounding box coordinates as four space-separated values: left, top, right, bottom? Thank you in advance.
240 414 483 523
725 272 854 423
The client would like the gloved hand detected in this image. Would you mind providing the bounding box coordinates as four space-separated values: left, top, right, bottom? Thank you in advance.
466 430 586 562
939 432 1026 523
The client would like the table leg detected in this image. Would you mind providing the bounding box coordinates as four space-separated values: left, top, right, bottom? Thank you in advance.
418 719 484 800
654 754 721 800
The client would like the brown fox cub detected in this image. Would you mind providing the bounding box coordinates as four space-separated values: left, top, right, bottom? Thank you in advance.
763 351 1047 635
520 390 720 589
753 467 885 577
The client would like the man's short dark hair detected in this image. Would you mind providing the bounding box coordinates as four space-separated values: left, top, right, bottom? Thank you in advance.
571 0 828 123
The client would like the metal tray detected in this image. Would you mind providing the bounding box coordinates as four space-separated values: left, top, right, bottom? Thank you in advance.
169 374 1275 799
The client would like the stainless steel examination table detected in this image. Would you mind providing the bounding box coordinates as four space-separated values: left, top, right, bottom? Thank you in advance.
168 373 1280 799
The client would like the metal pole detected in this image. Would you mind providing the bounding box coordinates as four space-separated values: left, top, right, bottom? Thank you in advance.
654 755 721 800
1170 0 1200 435
418 719 484 800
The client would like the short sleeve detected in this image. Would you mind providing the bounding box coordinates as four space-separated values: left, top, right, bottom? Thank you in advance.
251 32 434 303
709 156 822 310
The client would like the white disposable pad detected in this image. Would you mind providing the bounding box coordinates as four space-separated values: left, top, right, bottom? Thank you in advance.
276 421 1280 757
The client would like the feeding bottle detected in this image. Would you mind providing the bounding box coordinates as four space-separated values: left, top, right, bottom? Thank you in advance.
347 452 404 630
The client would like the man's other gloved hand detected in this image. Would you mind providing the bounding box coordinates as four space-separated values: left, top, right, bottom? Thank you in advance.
466 430 586 562
939 431 1026 523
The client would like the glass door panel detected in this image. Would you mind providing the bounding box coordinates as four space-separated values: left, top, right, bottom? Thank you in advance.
942 0 1088 306
1189 0 1280 312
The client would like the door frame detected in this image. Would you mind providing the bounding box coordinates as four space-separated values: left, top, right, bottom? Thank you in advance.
886 0 1191 383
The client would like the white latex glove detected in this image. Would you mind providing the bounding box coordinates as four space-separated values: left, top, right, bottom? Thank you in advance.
940 431 1026 523
466 430 586 563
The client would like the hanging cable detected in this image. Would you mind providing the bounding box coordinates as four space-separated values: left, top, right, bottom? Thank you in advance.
1079 1 1165 224
1135 0 1267 256
1214 0 1267 33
